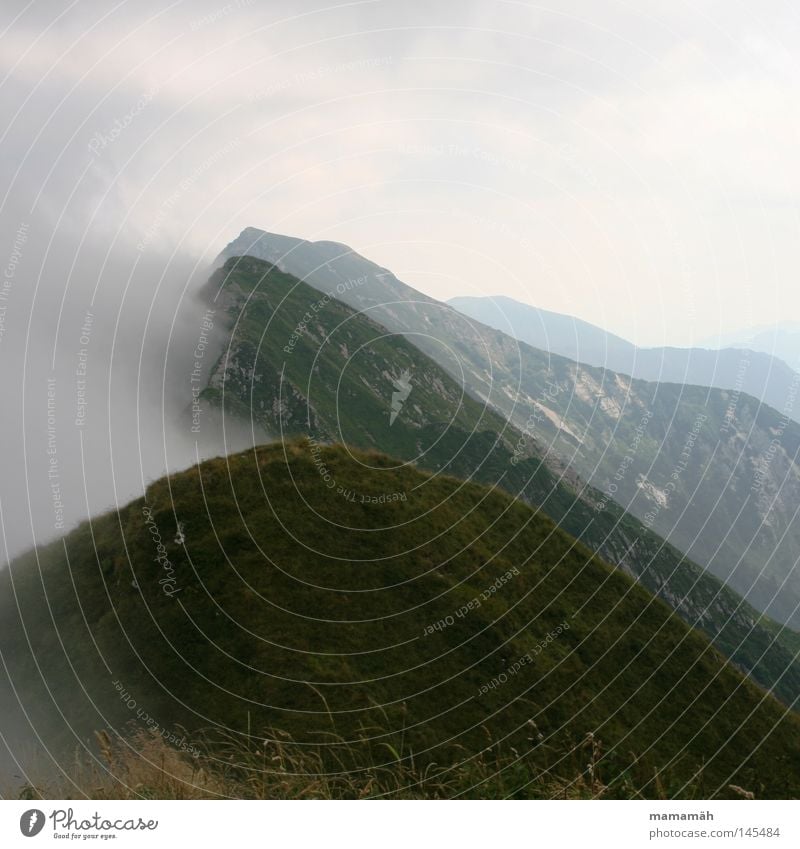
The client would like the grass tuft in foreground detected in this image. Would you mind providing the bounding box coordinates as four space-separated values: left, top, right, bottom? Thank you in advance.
11 723 751 801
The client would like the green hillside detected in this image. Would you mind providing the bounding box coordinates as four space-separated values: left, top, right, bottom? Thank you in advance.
197 255 800 707
2 441 799 799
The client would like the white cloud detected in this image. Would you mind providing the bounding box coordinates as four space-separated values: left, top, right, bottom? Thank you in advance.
2 0 799 351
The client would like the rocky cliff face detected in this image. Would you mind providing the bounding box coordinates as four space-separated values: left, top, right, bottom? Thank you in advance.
448 294 800 423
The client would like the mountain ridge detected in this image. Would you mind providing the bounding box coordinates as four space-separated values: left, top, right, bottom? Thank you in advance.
212 229 800 630
2 440 800 798
448 294 800 418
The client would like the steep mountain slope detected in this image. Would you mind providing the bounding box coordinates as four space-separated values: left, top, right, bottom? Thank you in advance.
196 255 800 706
214 229 800 630
448 294 800 422
2 441 800 798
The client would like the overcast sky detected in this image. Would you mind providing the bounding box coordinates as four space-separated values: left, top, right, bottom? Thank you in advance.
2 0 799 350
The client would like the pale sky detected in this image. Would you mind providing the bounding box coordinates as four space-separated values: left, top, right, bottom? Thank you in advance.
2 0 799 350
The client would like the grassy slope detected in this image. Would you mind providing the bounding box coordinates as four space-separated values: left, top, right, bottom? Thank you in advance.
2 441 800 799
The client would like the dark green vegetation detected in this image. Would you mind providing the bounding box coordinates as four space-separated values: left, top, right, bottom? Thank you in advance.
200 255 800 708
2 442 800 799
216 229 800 629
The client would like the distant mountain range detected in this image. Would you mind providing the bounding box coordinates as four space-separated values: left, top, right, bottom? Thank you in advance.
3 441 800 798
448 295 800 423
701 321 800 373
213 229 800 630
